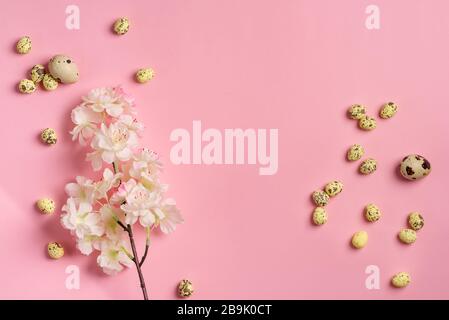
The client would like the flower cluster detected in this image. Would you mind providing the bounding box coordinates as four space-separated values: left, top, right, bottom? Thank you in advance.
61 87 183 275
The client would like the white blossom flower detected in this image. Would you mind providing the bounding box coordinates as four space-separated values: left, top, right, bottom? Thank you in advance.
130 149 163 179
91 122 138 165
61 198 104 239
82 87 123 117
65 176 96 204
65 86 184 281
118 115 143 134
100 205 125 239
110 178 137 205
116 179 161 227
96 168 122 199
153 198 183 234
86 150 103 171
113 86 136 115
70 105 102 145
97 240 133 275
76 235 101 255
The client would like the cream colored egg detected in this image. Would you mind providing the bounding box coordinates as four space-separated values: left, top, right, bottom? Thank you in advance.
18 79 36 94
178 279 194 298
16 36 31 54
30 64 45 83
312 207 327 225
135 68 155 83
48 55 79 84
113 17 130 35
364 203 381 222
312 190 329 207
324 180 343 197
359 158 377 175
408 212 424 231
358 115 377 131
347 144 364 161
391 272 411 288
42 74 58 91
398 228 417 244
36 198 55 214
40 128 57 145
380 102 398 119
47 242 64 259
351 231 368 249
347 104 367 120
400 154 431 181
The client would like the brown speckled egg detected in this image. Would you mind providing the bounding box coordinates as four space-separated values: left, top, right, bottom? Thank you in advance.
48 55 79 84
47 242 64 259
178 279 194 298
400 154 431 181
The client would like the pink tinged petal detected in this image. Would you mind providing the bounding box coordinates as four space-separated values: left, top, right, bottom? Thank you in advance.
127 132 139 148
91 103 105 113
103 168 113 180
116 148 132 161
139 212 155 227
160 221 176 234
60 214 73 231
78 202 92 214
153 207 165 219
102 151 115 164
65 183 80 197
125 214 138 225
77 238 94 255
105 104 123 117
87 152 103 171
119 252 133 267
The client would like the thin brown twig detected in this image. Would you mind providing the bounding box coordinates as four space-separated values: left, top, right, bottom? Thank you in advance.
117 220 128 232
139 242 150 267
127 224 149 300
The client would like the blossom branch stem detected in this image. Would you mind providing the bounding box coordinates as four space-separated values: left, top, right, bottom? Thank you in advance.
127 224 149 300
139 242 149 267
117 220 128 232
139 227 151 267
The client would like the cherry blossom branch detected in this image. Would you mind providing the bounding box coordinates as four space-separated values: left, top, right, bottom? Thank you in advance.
139 227 151 267
117 220 128 232
127 224 149 300
139 245 149 267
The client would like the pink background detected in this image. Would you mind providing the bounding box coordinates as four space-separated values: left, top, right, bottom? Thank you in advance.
1 0 448 299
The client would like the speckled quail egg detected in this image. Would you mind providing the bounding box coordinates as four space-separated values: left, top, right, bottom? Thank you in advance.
398 228 417 244
36 198 55 214
16 36 31 54
312 190 329 207
324 180 343 197
135 68 155 83
18 79 36 93
312 207 327 225
408 212 424 231
178 279 194 298
113 17 130 35
42 73 58 90
47 242 64 259
40 128 57 145
351 231 368 249
359 158 377 175
364 203 381 222
391 272 411 288
400 154 431 181
30 64 45 83
358 115 377 130
347 104 367 120
48 55 79 84
380 102 398 119
347 144 364 161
